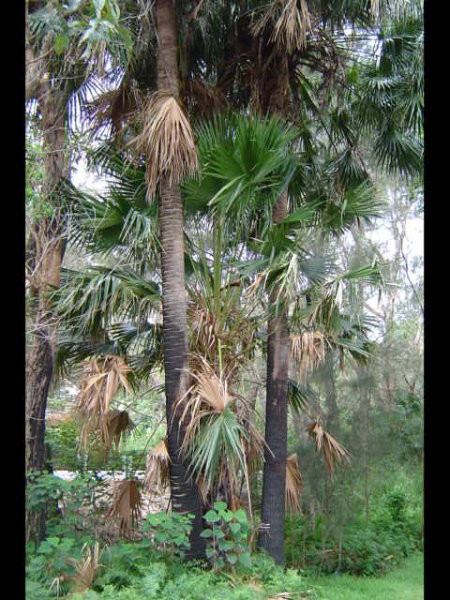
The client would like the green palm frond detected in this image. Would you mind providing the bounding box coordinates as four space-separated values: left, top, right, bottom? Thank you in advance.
373 124 423 178
183 113 298 240
186 404 248 491
55 266 160 338
321 182 385 235
288 379 319 414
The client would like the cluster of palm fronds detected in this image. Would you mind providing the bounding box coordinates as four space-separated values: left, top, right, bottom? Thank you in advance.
175 356 265 511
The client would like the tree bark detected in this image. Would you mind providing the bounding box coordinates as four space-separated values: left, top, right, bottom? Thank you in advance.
257 190 290 565
25 81 68 544
257 56 291 564
156 0 205 559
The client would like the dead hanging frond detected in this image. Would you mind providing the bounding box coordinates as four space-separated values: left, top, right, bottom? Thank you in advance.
251 0 311 54
183 78 229 117
107 479 142 537
291 331 326 381
181 354 231 413
68 542 104 593
286 453 303 514
84 86 143 137
196 473 210 504
103 410 134 457
188 291 220 359
129 91 198 198
76 356 133 451
144 438 170 494
307 420 350 476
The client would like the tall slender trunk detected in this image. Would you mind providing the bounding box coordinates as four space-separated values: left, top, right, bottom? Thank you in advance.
257 191 290 565
257 56 291 564
323 346 340 435
156 0 204 558
26 82 68 544
358 364 371 523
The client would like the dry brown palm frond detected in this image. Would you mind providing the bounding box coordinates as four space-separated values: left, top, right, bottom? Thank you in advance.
103 410 134 456
144 438 170 494
107 479 142 537
188 292 219 357
370 0 380 18
76 356 133 451
307 420 350 476
68 541 104 593
183 78 229 117
196 473 210 504
84 86 143 136
251 0 311 54
291 331 326 381
129 91 198 198
177 360 233 455
286 453 303 514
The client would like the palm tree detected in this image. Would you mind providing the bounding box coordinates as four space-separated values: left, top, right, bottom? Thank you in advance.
137 0 206 558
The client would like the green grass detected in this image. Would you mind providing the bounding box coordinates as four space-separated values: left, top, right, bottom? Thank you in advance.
307 553 423 600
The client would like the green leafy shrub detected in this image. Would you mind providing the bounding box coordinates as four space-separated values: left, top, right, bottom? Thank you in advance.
201 502 252 570
95 541 153 589
26 535 81 595
141 511 194 559
45 418 81 470
26 579 52 600
27 471 109 539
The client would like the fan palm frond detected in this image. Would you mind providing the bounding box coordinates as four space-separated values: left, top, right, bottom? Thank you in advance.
76 355 133 450
104 409 134 456
307 420 350 476
68 542 104 593
144 438 170 494
251 0 311 53
107 479 142 536
286 453 303 514
291 331 326 381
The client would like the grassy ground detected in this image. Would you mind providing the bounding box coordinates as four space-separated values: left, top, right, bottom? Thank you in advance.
307 553 423 600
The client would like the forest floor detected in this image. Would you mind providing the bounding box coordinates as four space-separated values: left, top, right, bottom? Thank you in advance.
307 552 423 600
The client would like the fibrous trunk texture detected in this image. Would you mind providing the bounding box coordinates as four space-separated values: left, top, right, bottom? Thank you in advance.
156 0 205 559
258 190 290 565
26 82 68 544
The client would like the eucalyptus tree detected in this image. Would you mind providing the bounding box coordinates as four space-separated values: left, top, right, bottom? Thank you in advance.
25 0 134 543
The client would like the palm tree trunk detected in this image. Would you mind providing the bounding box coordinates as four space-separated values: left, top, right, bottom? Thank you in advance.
25 83 68 545
257 190 290 565
257 58 291 565
156 0 204 559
